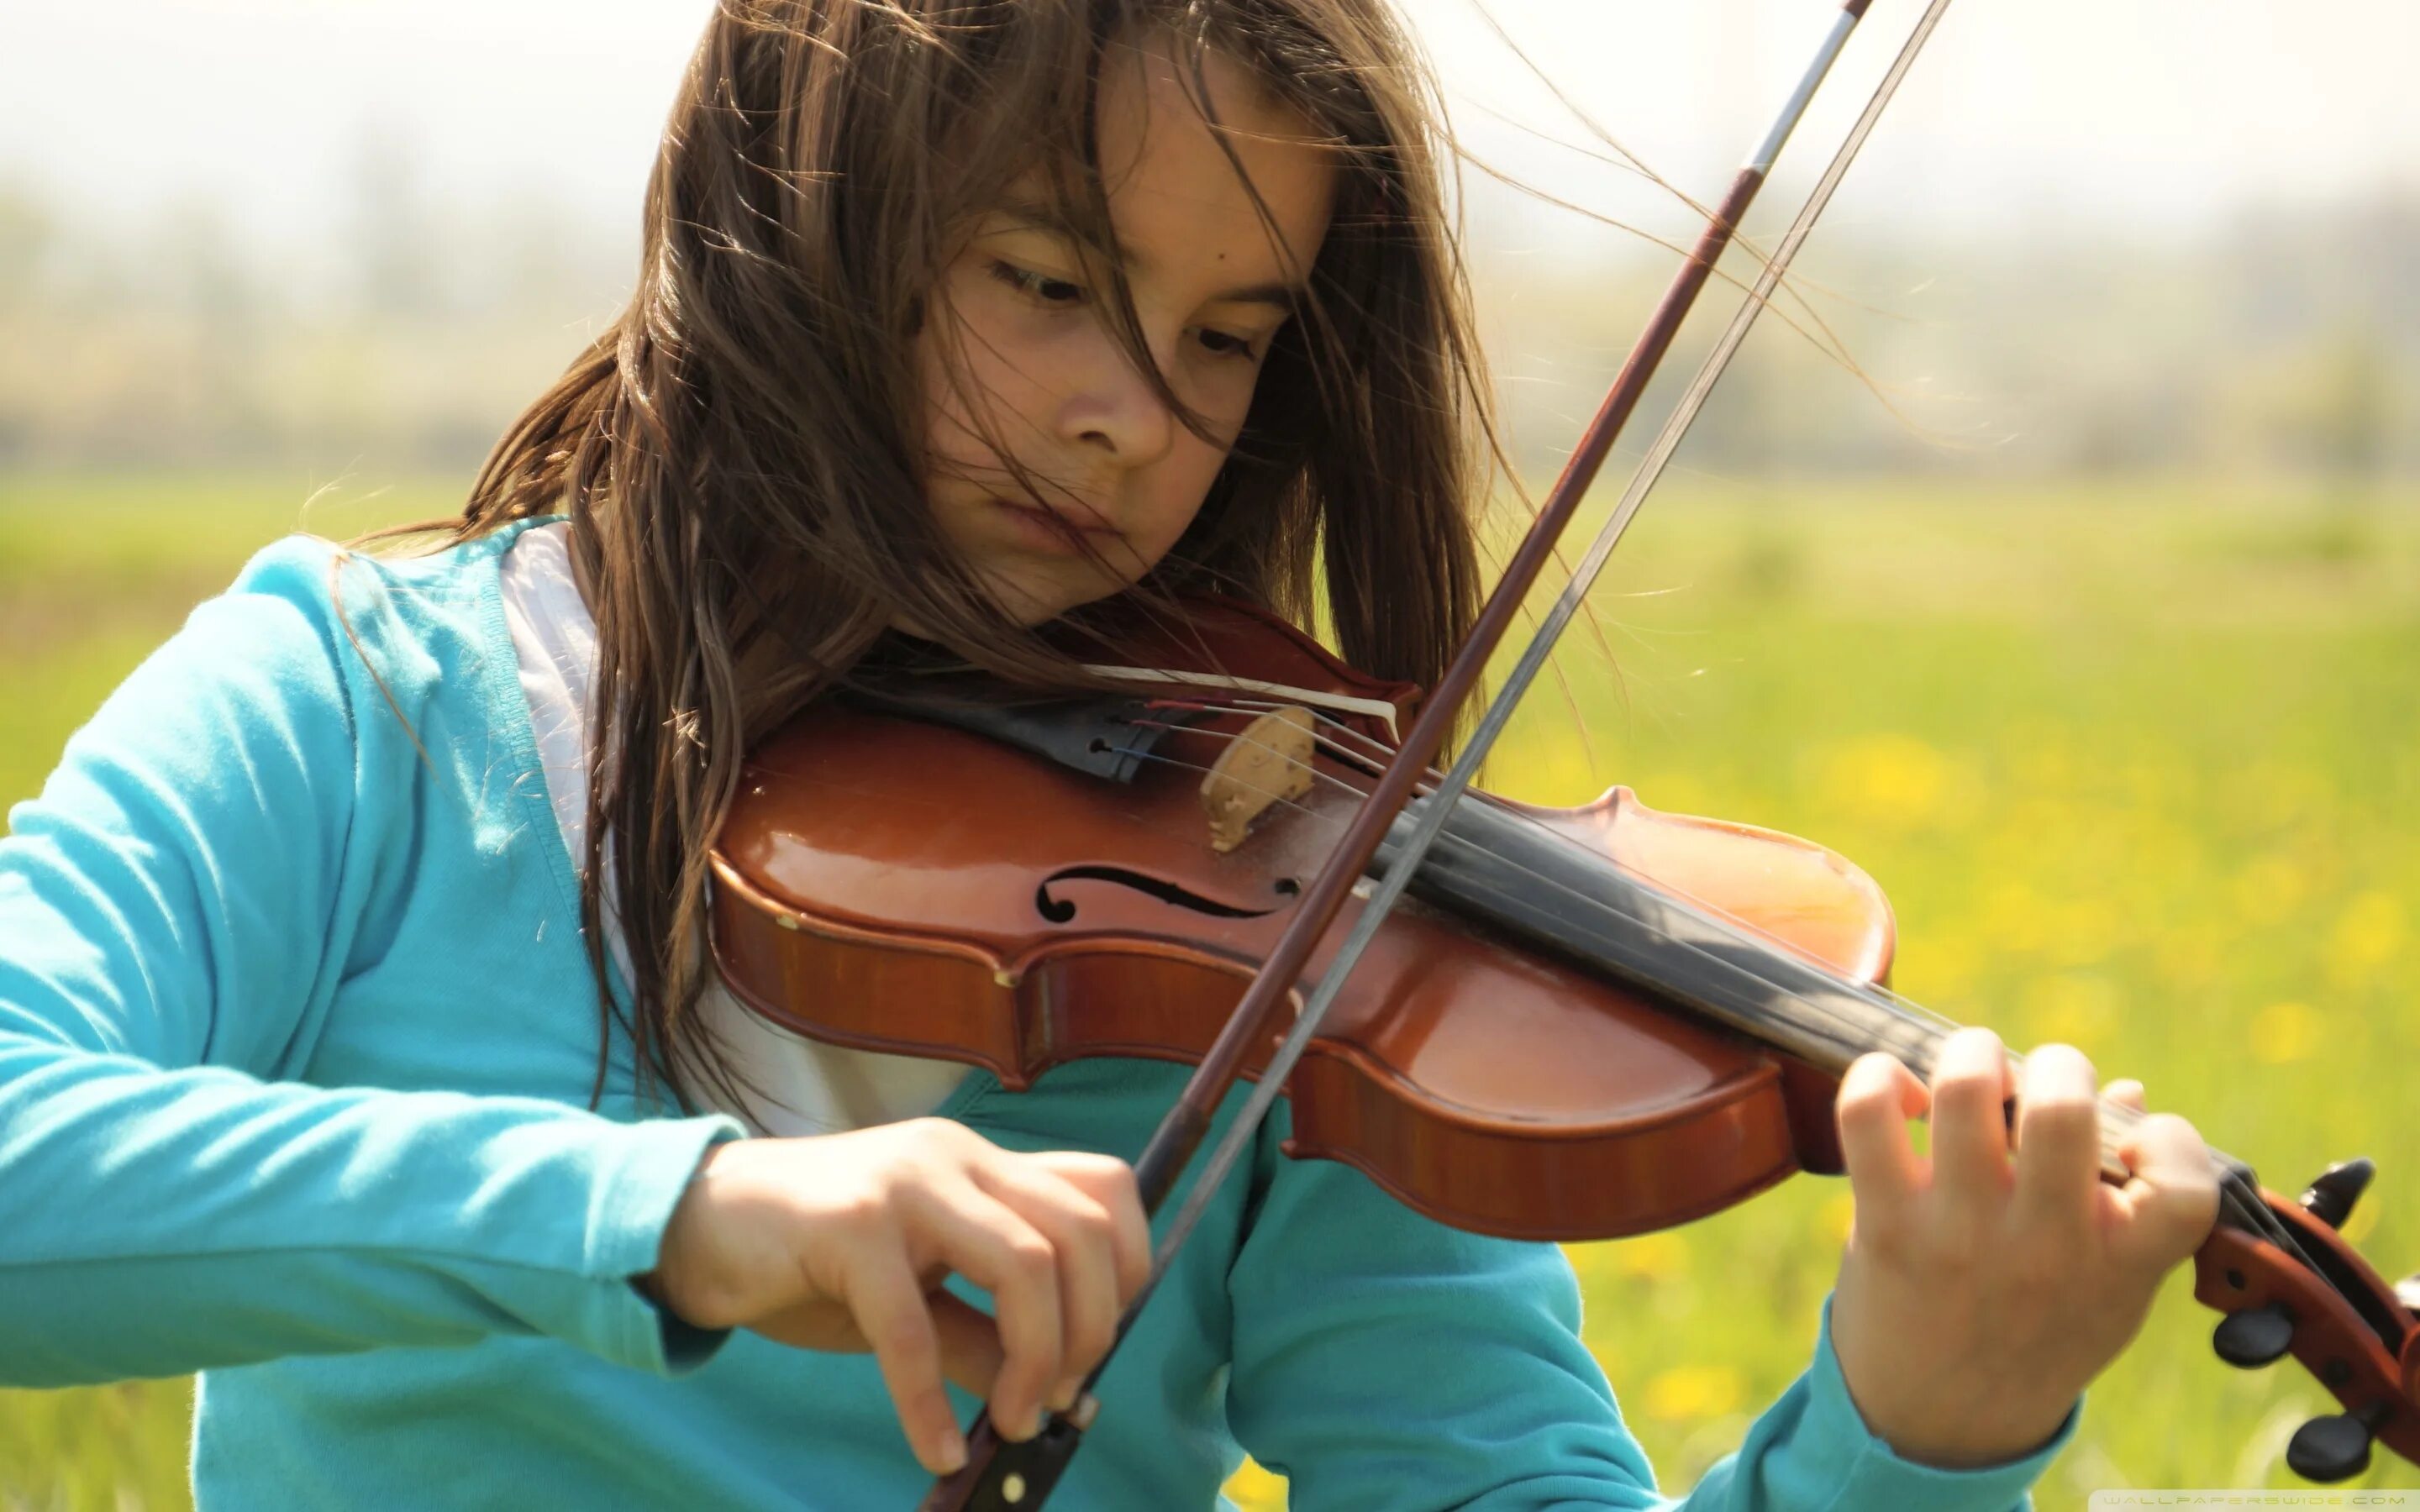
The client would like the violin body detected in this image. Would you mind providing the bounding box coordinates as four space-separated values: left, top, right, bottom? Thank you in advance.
710 598 1891 1241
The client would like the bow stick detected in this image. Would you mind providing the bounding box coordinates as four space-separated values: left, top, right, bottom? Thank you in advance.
918 1 1940 1504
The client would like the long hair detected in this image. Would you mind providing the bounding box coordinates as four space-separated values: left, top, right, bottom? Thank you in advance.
360 0 1497 1110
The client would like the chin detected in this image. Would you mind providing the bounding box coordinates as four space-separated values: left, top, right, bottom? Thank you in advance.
983 573 1096 628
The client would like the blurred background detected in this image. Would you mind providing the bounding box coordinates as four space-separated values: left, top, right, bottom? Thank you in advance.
2 1 2414 1508
4 0 2417 481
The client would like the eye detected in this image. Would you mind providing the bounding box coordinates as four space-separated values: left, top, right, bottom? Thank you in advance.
1196 328 1262 361
987 259 1086 306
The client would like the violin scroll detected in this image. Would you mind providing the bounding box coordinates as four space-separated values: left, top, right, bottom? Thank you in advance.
2193 1158 2420 1480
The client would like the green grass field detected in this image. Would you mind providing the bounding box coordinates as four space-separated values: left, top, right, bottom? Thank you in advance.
1 471 2415 1509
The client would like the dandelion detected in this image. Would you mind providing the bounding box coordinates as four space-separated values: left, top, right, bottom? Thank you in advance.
1983 879 2053 956
1597 1231 1691 1283
2248 1000 2320 1065
2152 924 2225 991
1644 1364 1745 1421
1902 936 1978 1001
1488 735 1597 807
2324 890 2405 988
2020 974 2120 1053
1816 733 1965 831
2232 854 2310 920
2011 732 2075 790
2044 899 2120 969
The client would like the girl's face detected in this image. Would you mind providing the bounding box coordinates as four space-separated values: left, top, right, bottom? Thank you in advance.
916 39 1337 627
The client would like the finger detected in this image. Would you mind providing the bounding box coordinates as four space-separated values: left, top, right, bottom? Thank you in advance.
1927 1027 2015 1221
840 1250 971 1476
2107 1110 2223 1271
971 1158 1122 1410
2009 1043 2102 1235
1835 1052 1930 1226
1034 1151 1152 1305
929 1289 1009 1400
2099 1078 2150 1189
912 1182 1064 1442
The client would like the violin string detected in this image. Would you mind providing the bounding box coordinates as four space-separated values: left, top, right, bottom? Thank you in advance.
1165 701 1986 1068
1113 743 1925 1064
1113 739 2127 1162
1110 742 2345 1299
1120 706 2330 1284
1151 703 1966 1062
1120 716 2317 1229
1132 702 1418 791
1131 720 1950 1066
1184 701 1986 1045
1120 738 2333 1284
1131 718 2095 1124
1185 711 2238 1078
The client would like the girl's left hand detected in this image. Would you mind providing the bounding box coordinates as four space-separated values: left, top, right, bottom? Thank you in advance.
1828 1027 2222 1467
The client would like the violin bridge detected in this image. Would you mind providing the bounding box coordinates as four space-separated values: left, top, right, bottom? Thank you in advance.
1200 705 1317 853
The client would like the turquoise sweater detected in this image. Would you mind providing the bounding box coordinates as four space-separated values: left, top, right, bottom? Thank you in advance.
0 517 2072 1509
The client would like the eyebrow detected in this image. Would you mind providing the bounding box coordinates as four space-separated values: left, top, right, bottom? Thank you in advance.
986 195 1308 311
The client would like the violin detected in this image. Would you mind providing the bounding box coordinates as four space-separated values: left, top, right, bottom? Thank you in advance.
713 596 1885 1242
708 594 2420 1481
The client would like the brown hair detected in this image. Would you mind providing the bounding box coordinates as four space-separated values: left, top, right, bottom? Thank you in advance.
360 0 1497 1111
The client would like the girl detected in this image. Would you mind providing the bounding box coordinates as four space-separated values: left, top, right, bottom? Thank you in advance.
0 1 2218 1507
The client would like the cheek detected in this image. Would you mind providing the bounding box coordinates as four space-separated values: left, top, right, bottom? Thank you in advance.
1137 435 1234 549
918 282 1055 454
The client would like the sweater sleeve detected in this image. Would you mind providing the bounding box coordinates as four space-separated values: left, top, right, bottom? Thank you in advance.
0 543 743 1385
1223 1105 2075 1511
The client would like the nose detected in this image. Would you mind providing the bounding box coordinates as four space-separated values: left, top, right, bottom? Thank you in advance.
1053 323 1176 469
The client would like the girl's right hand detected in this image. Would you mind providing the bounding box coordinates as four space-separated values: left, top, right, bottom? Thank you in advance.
637 1119 1150 1475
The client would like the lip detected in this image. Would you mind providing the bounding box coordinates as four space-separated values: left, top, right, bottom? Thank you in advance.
989 496 1124 551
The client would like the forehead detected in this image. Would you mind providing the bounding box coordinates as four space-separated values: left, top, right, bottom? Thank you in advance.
1076 36 1337 291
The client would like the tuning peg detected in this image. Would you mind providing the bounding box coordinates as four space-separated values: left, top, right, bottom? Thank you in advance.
2286 1400 2390 1483
2212 1301 2296 1368
2299 1158 2375 1230
2395 1271 2420 1315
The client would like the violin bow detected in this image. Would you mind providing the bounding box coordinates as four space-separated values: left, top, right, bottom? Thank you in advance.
915 3 1936 1504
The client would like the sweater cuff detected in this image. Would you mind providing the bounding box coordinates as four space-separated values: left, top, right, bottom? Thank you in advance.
629 1278 735 1372
1801 1295 2078 1509
583 1113 749 1376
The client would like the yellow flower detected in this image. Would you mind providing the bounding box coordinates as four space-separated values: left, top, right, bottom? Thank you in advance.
1981 883 2049 956
2248 1000 2320 1065
2152 928 2223 990
1644 1363 1745 1421
2011 734 2075 790
2325 891 2406 987
1903 937 1978 1000
2232 854 2310 920
2043 900 2119 969
1611 1231 1691 1282
2019 974 2120 1053
1817 734 1965 831
1488 735 1597 807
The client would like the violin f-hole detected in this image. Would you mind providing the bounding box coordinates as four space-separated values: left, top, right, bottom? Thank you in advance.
1034 865 1297 924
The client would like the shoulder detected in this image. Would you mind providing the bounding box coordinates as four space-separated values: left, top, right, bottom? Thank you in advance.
66 520 557 804
265 518 540 646
196 519 557 716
